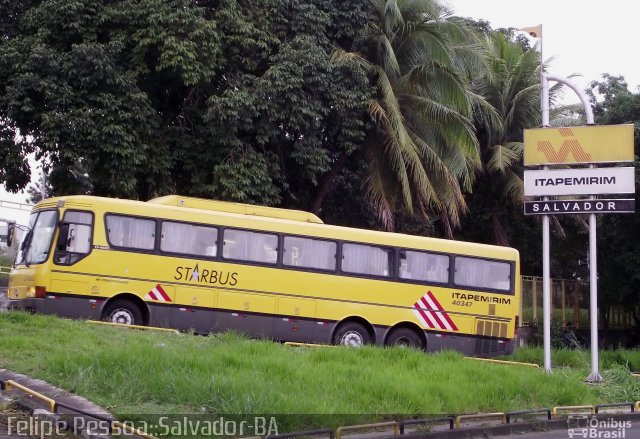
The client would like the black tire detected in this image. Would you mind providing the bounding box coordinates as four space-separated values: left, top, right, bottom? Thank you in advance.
333 322 371 347
386 327 425 350
102 300 143 326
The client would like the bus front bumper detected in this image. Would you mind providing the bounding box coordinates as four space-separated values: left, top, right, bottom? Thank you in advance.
7 298 46 313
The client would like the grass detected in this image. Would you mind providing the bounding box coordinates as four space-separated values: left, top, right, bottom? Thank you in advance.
0 312 639 433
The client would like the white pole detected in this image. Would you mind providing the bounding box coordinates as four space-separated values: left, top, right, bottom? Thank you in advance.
539 37 552 373
587 172 603 382
540 72 600 382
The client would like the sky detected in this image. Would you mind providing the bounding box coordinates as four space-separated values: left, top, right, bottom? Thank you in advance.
2 0 639 226
445 0 640 99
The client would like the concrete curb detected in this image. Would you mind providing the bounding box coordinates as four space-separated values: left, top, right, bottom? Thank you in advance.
0 370 112 438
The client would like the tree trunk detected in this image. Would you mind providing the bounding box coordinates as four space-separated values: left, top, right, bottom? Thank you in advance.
310 150 349 215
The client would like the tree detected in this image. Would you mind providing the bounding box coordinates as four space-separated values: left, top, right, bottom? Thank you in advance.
587 74 640 330
0 0 373 214
0 0 222 198
461 31 540 245
330 0 485 235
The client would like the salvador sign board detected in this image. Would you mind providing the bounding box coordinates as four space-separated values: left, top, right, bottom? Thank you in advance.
524 167 635 197
524 124 634 165
524 199 635 215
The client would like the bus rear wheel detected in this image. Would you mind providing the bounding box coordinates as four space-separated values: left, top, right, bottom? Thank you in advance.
103 300 143 326
333 322 371 347
386 327 424 350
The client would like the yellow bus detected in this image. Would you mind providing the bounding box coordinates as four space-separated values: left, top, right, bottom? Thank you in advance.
8 195 520 356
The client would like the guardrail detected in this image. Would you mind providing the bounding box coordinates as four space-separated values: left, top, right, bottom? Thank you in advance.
506 408 552 423
595 403 635 414
265 428 334 439
552 405 595 417
3 377 640 439
398 417 454 433
2 380 56 412
335 421 399 439
455 413 505 428
0 379 157 439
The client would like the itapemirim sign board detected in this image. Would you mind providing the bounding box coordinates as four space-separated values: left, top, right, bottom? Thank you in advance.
523 167 635 197
524 124 634 165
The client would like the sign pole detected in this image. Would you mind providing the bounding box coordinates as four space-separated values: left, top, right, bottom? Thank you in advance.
540 73 552 374
536 71 602 381
587 172 603 382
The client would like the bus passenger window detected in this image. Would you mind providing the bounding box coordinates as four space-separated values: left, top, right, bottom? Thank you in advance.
399 249 448 283
342 243 391 277
222 229 278 264
161 221 218 257
454 257 511 292
283 236 336 271
106 215 156 250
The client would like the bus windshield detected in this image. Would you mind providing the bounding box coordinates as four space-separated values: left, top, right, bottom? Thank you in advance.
16 210 58 265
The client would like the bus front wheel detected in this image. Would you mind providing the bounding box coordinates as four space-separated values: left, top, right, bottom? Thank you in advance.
333 322 371 347
386 327 424 350
103 300 143 326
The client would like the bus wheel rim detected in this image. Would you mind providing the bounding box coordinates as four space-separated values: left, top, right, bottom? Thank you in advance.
341 331 363 347
395 336 416 347
111 309 133 325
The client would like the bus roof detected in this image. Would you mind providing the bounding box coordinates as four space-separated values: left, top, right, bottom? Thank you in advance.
147 195 323 224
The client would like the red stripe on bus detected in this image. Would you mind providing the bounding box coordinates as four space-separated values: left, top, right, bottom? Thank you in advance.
419 297 441 329
414 303 435 329
428 291 458 331
155 284 171 302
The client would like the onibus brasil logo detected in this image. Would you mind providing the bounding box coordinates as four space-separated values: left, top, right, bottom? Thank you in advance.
567 415 631 438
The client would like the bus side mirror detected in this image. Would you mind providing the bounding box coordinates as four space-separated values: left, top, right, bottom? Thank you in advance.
6 224 14 247
57 223 70 251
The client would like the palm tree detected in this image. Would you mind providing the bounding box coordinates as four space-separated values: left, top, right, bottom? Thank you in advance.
328 0 485 235
468 32 541 244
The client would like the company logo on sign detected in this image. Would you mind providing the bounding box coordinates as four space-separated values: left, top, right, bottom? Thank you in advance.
413 291 458 331
536 128 592 163
524 124 634 165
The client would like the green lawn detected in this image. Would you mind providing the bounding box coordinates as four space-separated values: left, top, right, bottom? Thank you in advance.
0 312 639 433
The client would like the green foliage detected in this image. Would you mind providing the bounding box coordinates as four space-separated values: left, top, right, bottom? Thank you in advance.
0 312 622 431
0 0 372 208
336 0 485 233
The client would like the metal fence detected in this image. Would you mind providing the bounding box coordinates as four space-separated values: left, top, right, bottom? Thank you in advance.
521 276 634 329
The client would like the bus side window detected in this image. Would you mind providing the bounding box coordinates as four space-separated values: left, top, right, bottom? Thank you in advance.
399 250 412 279
342 243 390 277
222 229 278 265
66 224 92 253
398 249 448 283
454 256 511 292
283 236 336 271
106 215 155 250
160 221 218 258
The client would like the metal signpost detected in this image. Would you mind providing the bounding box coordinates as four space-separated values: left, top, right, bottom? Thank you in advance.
522 24 635 382
523 90 635 382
